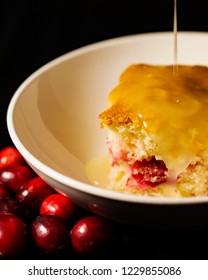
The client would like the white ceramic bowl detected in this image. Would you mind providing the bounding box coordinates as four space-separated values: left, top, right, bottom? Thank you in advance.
7 32 208 228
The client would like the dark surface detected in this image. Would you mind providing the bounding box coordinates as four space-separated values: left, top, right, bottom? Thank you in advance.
21 219 208 260
1 0 208 260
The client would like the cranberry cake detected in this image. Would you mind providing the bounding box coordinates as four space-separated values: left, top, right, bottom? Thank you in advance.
99 64 208 197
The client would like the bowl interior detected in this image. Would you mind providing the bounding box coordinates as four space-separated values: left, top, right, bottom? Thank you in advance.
7 31 208 195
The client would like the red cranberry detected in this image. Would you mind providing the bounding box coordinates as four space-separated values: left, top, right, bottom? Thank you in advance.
0 146 25 169
0 165 35 194
129 158 168 187
0 182 10 198
0 198 30 221
71 215 120 257
0 214 28 259
31 214 71 254
40 193 79 222
16 177 56 214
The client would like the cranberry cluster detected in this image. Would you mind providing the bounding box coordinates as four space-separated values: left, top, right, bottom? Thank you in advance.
0 146 121 259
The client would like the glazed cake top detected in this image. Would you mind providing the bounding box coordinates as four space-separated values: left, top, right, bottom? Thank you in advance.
99 64 208 177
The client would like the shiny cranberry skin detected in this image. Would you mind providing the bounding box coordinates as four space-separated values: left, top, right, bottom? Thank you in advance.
71 215 120 257
40 193 79 222
0 146 26 169
130 158 168 187
16 177 56 214
31 214 71 254
0 214 28 259
0 165 35 194
0 182 10 198
0 198 30 221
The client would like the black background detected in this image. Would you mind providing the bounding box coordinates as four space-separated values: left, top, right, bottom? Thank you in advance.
1 0 208 260
1 0 208 148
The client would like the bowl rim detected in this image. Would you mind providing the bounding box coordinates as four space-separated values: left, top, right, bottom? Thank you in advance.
7 31 208 205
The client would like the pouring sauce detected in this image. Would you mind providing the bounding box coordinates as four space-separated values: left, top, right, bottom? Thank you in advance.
173 0 178 76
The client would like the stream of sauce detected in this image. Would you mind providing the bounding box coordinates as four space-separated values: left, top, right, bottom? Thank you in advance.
173 0 178 76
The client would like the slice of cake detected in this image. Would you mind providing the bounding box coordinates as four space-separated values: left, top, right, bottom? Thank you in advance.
99 64 208 197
